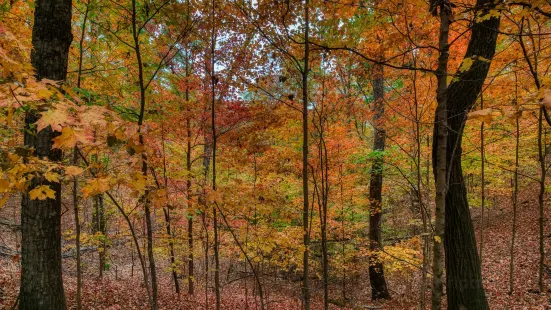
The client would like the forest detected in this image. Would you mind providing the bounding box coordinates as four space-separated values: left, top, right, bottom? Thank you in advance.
0 0 550 309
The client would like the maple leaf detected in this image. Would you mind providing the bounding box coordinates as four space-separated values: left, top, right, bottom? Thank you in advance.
82 177 111 198
130 172 147 194
37 88 53 99
0 179 10 192
52 127 77 149
467 108 501 124
64 166 84 177
29 185 56 200
36 107 69 132
44 171 60 183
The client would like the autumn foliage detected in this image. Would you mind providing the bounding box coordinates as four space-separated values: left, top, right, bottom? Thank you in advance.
1 0 551 309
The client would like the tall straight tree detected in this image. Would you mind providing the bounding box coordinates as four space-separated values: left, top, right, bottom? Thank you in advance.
368 62 390 300
302 0 311 308
433 0 501 308
20 0 73 309
431 1 450 308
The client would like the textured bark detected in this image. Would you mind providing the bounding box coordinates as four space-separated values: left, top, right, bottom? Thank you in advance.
431 4 449 309
432 1 501 308
368 63 390 300
19 0 72 309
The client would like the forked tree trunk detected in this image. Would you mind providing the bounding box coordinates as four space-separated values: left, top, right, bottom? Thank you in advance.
20 1 73 308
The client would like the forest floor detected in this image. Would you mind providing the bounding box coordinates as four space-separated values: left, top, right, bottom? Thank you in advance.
1 189 551 309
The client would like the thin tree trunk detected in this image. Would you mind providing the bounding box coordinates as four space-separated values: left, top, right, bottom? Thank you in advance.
210 0 221 307
302 1 311 309
20 1 72 308
73 3 89 308
161 125 180 294
431 3 450 309
508 75 519 294
368 62 390 300
518 18 546 294
76 148 153 305
479 95 485 263
412 52 429 310
131 0 157 307
537 108 546 293
72 148 82 310
186 62 195 295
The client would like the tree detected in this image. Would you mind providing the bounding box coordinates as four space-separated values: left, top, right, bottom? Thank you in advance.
19 1 73 309
19 3 71 310
433 0 502 308
368 62 391 300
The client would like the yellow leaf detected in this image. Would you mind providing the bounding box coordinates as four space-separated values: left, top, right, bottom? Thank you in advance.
37 88 53 99
7 107 13 127
130 172 147 194
0 179 10 192
434 236 442 243
458 58 474 73
52 127 76 149
65 166 84 177
29 185 56 200
44 171 60 183
82 177 111 198
0 194 8 208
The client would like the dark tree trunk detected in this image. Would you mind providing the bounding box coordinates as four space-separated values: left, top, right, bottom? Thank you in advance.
20 1 73 309
301 1 311 308
93 193 106 277
431 3 450 309
368 63 390 300
433 1 501 309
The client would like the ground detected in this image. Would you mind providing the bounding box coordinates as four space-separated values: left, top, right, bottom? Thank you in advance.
1 190 550 309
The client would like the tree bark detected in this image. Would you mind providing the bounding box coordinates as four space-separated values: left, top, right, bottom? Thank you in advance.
368 63 390 300
302 1 311 309
433 1 501 308
431 4 450 309
19 0 72 308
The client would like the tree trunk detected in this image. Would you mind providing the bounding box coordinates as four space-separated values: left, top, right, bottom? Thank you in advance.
537 108 546 292
368 62 390 300
431 4 449 309
186 71 195 295
433 1 501 308
93 193 106 277
210 0 221 307
301 1 311 308
479 95 485 262
20 0 72 308
131 0 158 307
508 76 519 294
